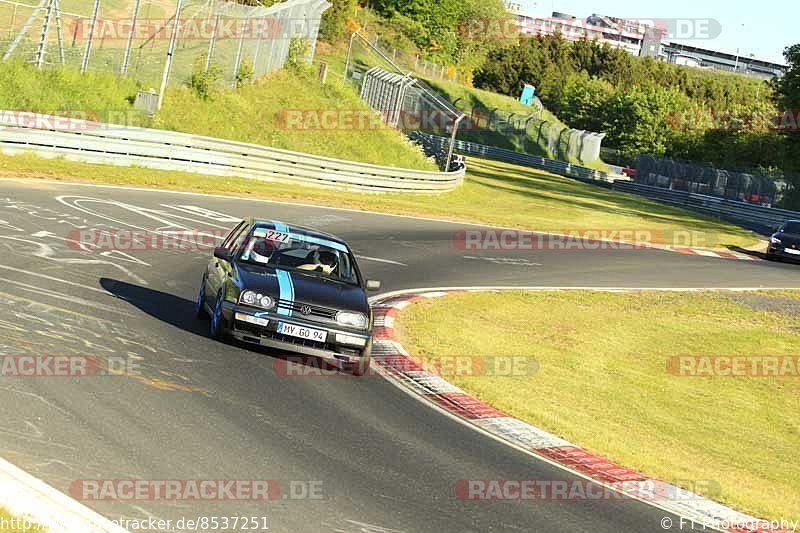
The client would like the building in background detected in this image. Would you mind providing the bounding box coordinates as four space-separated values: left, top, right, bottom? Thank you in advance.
503 3 787 78
507 9 651 56
657 43 787 78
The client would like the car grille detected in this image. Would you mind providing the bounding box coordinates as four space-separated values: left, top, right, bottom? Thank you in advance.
234 321 333 352
275 299 337 320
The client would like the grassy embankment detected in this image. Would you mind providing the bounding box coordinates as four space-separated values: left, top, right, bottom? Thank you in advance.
396 290 800 522
0 60 436 171
0 60 760 249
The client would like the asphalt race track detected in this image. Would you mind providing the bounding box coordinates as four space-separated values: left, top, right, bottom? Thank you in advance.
1 179 798 533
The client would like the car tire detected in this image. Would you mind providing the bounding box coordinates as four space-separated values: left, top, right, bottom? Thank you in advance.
210 290 228 341
195 276 208 318
349 356 371 377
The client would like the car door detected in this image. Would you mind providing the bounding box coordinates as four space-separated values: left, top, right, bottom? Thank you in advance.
206 220 248 307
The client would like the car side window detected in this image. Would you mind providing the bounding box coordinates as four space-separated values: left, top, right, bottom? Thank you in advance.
229 225 251 254
221 221 247 250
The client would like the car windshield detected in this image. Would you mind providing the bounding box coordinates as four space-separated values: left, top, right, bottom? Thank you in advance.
782 222 800 234
238 229 358 285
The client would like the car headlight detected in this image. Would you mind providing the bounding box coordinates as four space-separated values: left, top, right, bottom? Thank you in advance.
239 290 275 310
336 311 368 329
771 237 782 244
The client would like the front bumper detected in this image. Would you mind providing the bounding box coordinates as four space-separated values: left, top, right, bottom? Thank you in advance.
222 303 372 366
767 245 800 261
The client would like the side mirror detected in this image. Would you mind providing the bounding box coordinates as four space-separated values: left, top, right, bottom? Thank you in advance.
214 247 231 261
366 280 381 292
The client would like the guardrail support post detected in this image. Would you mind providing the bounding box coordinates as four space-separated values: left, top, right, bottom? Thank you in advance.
445 115 465 172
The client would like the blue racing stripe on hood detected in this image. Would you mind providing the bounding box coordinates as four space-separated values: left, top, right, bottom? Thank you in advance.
275 269 295 317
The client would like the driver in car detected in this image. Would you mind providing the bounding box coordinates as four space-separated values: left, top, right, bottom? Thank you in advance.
297 250 338 275
242 237 277 264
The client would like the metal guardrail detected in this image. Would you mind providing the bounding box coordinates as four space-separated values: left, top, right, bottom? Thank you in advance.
410 132 614 186
409 133 800 234
0 112 464 192
612 181 800 234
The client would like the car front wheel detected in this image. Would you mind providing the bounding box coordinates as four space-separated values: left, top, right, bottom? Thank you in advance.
195 276 208 318
210 290 228 341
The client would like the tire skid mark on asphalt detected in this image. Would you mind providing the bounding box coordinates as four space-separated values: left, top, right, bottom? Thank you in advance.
370 290 794 533
0 277 133 317
0 286 207 396
0 234 150 286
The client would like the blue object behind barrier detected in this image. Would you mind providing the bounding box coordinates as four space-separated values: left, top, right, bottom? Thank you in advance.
520 85 536 105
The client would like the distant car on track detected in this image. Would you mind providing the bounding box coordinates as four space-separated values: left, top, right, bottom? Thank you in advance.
767 220 800 262
195 219 381 375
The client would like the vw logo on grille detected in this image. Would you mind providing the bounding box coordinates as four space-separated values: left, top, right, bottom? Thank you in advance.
300 305 313 315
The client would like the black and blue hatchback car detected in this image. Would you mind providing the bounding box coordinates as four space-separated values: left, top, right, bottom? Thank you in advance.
767 220 800 263
196 219 381 375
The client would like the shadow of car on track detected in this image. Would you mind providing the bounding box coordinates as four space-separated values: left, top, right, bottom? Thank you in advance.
726 245 769 261
99 277 351 376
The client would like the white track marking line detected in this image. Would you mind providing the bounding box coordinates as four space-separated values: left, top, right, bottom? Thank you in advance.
370 286 800 303
354 255 408 267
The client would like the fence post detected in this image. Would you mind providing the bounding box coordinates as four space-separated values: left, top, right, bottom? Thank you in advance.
53 0 65 64
307 3 323 63
156 0 183 111
3 0 48 61
80 0 101 74
231 15 249 88
342 29 358 82
205 13 220 72
121 0 141 76
35 0 55 69
252 16 267 75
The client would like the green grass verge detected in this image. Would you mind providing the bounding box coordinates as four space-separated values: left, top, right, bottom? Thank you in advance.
0 154 759 250
394 290 800 522
0 60 435 171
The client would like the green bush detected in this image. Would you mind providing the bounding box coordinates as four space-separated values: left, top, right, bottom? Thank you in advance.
235 59 254 88
188 57 222 100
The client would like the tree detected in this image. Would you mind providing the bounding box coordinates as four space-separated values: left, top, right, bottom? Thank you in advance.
774 44 800 110
320 0 359 43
